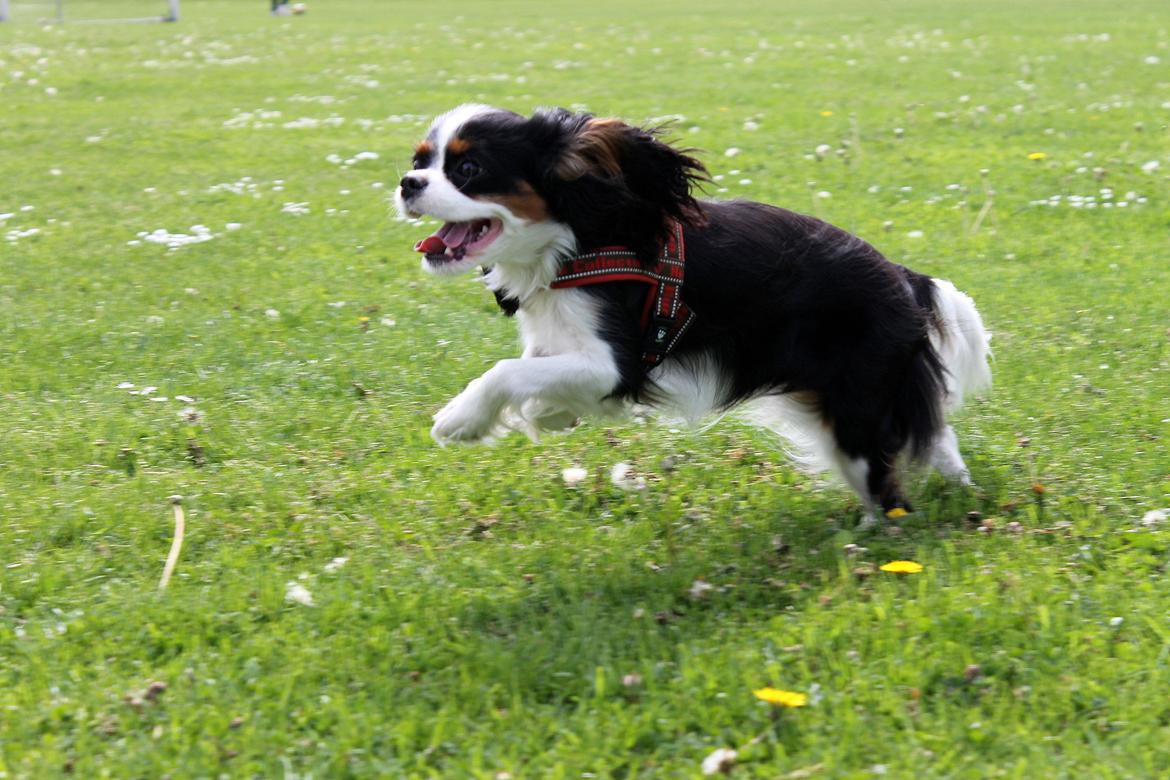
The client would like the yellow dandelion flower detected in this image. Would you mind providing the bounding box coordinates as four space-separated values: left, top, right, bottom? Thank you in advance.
820 110 834 117
879 560 924 574
885 507 909 520
752 687 809 708
1027 152 1048 161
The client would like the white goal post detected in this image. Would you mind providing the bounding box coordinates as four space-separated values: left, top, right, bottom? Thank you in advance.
0 0 179 22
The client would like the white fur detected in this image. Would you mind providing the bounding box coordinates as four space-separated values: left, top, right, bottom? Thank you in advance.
930 278 992 412
431 287 623 444
738 393 836 472
394 103 578 281
928 424 973 485
830 452 878 527
644 351 734 425
920 277 991 488
738 391 886 525
481 221 576 302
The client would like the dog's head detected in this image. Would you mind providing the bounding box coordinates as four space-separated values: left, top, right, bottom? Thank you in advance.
396 104 708 276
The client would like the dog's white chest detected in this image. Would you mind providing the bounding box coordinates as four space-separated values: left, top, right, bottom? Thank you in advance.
516 288 607 359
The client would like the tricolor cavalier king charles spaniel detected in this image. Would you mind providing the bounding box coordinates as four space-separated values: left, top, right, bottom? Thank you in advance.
396 104 991 525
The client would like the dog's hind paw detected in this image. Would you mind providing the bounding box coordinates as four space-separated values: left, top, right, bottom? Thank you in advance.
855 512 882 532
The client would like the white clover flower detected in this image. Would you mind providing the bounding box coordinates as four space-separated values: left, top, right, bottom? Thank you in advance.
562 467 588 486
723 147 741 158
285 581 315 606
610 462 645 490
701 748 737 776
1141 509 1167 527
688 579 714 600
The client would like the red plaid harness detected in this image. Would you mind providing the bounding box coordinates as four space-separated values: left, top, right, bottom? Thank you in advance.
549 219 696 368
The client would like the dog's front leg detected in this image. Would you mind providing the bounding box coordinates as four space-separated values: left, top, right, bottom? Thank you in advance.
431 352 619 445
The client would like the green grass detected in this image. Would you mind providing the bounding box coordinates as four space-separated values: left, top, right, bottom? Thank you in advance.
2 0 1170 776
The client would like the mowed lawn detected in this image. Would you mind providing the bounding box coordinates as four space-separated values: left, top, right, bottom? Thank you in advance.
2 0 1169 776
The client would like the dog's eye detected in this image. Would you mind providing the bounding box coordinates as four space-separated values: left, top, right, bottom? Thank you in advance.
457 159 482 178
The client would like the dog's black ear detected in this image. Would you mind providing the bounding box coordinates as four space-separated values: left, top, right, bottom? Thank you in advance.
526 108 708 263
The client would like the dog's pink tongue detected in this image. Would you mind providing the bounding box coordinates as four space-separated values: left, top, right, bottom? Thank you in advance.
440 221 472 247
414 235 446 254
415 221 474 254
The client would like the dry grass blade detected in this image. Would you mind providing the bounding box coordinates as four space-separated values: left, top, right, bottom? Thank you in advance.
158 495 186 591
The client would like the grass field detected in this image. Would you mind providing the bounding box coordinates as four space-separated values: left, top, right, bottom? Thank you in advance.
2 0 1170 776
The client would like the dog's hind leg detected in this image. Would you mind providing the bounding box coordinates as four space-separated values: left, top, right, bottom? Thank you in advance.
828 415 916 528
928 424 973 486
826 448 881 529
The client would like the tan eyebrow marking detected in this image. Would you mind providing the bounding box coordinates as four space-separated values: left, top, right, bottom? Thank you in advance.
479 182 548 222
414 140 434 156
447 137 472 155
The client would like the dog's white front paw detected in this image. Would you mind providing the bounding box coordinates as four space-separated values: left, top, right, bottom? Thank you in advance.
431 388 499 444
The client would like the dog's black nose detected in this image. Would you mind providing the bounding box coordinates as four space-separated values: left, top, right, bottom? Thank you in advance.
399 175 427 196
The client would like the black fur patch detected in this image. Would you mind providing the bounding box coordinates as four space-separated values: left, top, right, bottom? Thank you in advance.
573 200 947 505
523 108 709 264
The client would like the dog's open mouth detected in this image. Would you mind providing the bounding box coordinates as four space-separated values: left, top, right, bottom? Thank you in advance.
414 219 503 264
